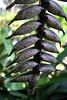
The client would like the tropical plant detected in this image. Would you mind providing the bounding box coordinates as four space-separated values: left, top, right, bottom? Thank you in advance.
0 0 67 100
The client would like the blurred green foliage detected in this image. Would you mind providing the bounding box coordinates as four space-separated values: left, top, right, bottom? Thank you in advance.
0 2 67 100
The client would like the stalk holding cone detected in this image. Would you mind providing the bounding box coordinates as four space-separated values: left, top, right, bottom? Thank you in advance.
6 0 38 10
43 0 67 21
28 83 35 95
9 34 40 56
6 20 42 39
28 74 40 95
8 5 44 25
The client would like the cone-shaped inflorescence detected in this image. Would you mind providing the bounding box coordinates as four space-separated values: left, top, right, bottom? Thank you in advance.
6 0 66 95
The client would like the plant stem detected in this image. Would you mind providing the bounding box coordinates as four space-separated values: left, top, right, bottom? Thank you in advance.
33 0 46 74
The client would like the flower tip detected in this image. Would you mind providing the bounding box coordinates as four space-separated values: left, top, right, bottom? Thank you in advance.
5 34 13 39
8 49 14 57
5 71 13 77
65 17 67 21
6 62 14 68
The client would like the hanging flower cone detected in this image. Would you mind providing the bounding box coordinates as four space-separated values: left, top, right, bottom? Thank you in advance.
6 0 66 95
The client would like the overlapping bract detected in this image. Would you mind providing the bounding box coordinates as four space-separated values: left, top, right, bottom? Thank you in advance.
43 28 61 43
43 0 67 21
45 13 65 35
6 20 42 39
41 40 59 53
8 5 44 25
6 0 38 10
9 34 40 56
6 0 66 95
41 52 58 63
6 47 39 67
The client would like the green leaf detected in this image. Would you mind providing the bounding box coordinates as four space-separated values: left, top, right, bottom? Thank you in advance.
51 46 67 67
55 87 67 93
51 94 67 100
0 54 8 62
0 63 3 71
37 72 67 86
4 78 26 91
47 72 67 85
42 83 60 100
1 27 15 61
10 91 28 99
56 46 67 63
0 43 5 54
0 93 13 100
37 77 50 86
60 35 67 42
